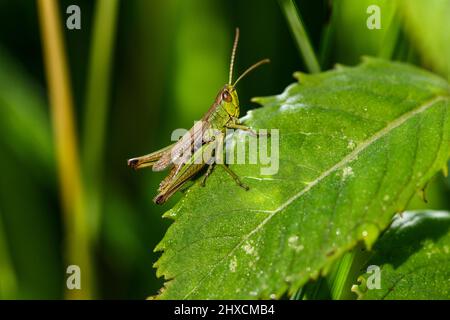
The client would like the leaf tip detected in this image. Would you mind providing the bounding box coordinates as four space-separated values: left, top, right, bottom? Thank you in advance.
251 96 264 105
293 71 307 82
358 223 381 250
418 188 428 203
360 55 380 65
442 164 448 177
333 63 348 71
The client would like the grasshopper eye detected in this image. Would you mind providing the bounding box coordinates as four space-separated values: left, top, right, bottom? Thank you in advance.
222 90 232 102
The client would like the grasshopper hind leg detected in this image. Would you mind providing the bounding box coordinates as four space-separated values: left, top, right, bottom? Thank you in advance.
200 164 215 187
127 157 156 170
220 164 249 191
128 143 175 170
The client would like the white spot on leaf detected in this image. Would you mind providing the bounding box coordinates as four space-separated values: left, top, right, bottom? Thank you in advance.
242 241 256 255
229 256 237 272
342 166 354 180
347 140 356 150
288 235 298 245
288 235 304 252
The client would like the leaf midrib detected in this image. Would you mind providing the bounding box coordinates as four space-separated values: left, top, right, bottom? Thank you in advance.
181 95 448 299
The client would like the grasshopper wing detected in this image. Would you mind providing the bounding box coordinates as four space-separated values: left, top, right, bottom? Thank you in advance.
152 120 211 172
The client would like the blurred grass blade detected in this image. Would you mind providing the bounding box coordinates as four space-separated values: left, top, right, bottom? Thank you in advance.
278 0 320 73
37 0 93 299
291 247 361 300
328 253 355 299
326 246 368 300
0 47 54 175
318 3 336 70
401 0 450 79
82 0 119 241
0 210 17 299
0 48 62 299
331 0 397 65
378 8 401 60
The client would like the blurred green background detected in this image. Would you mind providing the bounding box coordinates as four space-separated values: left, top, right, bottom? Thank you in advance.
0 0 448 299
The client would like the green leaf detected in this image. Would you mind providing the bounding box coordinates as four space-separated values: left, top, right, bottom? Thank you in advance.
401 0 450 78
353 211 450 299
154 58 450 299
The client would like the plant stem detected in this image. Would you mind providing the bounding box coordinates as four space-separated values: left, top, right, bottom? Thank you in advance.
278 0 321 73
37 0 93 299
82 0 119 242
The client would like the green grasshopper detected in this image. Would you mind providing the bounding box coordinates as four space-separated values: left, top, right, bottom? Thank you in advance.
128 28 269 204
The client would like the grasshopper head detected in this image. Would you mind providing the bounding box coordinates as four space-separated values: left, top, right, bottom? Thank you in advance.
221 28 270 119
220 84 240 118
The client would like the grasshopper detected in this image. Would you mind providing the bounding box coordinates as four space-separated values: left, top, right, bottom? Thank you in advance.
128 28 269 204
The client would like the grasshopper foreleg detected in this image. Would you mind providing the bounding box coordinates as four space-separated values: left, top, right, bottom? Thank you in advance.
225 123 269 137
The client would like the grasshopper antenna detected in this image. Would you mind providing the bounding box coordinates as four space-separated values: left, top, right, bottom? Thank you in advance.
232 59 270 89
229 28 240 85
